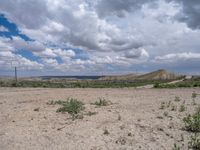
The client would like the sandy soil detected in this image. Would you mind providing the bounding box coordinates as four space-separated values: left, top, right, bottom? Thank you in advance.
0 87 200 150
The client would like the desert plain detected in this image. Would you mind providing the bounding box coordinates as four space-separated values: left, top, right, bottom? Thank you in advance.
0 87 200 150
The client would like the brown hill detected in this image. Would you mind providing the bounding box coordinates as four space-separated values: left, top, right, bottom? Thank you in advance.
99 69 181 81
136 69 178 80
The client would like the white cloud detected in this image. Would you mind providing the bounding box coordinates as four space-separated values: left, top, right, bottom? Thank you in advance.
155 52 200 62
0 51 43 71
0 0 200 75
33 48 56 58
124 48 149 59
0 25 9 32
12 36 46 52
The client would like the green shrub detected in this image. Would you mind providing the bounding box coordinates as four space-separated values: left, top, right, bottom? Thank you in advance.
153 82 160 88
179 105 186 112
183 107 200 132
49 98 85 120
56 99 84 114
92 97 109 107
192 92 198 99
188 134 200 150
174 96 180 102
172 143 180 150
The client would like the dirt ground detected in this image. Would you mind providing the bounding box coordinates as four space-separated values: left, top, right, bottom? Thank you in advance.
0 87 200 150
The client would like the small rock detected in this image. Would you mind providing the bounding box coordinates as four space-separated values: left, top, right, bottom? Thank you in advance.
34 108 39 111
128 133 132 136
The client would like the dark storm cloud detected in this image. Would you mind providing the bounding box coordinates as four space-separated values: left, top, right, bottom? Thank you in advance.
96 0 200 30
167 0 200 29
96 0 157 17
0 0 48 29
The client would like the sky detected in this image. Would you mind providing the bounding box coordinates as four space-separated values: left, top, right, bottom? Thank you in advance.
0 0 200 76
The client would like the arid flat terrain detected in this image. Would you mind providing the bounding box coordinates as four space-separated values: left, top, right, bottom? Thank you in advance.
0 87 200 150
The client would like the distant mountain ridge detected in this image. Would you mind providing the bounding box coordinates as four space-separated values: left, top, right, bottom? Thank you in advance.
99 69 181 80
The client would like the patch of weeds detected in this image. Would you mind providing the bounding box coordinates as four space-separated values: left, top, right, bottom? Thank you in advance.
53 98 85 120
163 111 168 117
171 104 177 111
160 102 166 109
188 133 200 150
47 100 68 105
179 105 186 112
85 111 97 116
167 101 171 108
192 92 198 105
192 92 198 99
56 99 84 113
46 100 56 105
183 106 200 132
92 97 109 107
174 96 181 102
193 98 197 105
172 143 181 150
153 82 160 88
182 100 186 105
180 134 184 142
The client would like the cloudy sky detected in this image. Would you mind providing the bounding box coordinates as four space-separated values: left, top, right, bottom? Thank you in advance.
0 0 200 76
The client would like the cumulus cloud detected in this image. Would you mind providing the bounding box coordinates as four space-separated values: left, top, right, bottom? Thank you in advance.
155 52 200 62
0 25 9 32
0 0 147 53
124 48 149 59
11 37 46 52
0 50 43 70
0 0 200 75
0 36 46 52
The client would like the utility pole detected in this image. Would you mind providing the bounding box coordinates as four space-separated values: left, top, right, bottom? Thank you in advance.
15 66 17 83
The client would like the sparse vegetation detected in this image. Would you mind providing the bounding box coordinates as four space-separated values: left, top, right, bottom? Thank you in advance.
183 106 200 132
0 78 179 88
85 111 97 116
154 78 200 88
160 102 166 109
192 92 198 105
188 134 200 150
167 101 172 108
171 104 177 111
49 98 85 120
163 111 168 117
192 92 198 99
172 143 181 150
193 99 197 105
153 82 160 88
179 105 186 112
174 96 180 102
92 97 109 107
